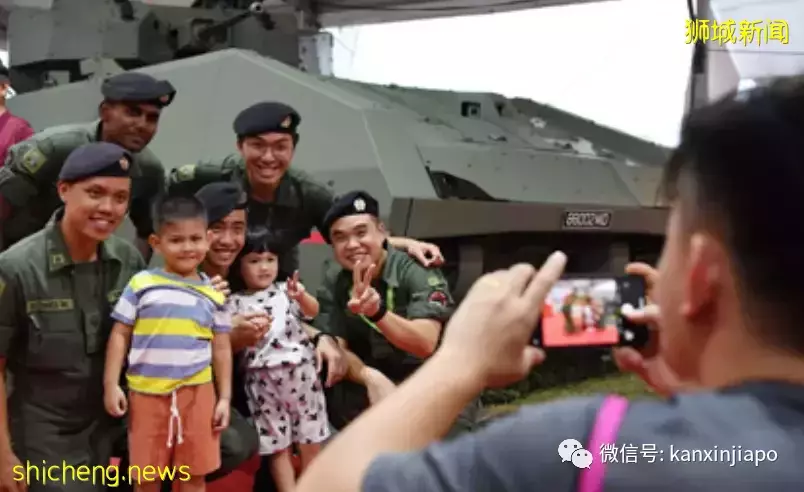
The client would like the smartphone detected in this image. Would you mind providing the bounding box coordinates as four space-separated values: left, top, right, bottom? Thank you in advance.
532 275 649 349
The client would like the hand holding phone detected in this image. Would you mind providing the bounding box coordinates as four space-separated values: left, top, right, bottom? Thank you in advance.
532 275 649 349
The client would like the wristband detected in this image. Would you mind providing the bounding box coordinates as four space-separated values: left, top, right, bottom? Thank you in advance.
312 332 336 348
366 301 388 323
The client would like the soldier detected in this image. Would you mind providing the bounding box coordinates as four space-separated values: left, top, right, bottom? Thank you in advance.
191 183 348 492
0 72 174 260
166 101 444 279
314 191 478 436
0 142 145 492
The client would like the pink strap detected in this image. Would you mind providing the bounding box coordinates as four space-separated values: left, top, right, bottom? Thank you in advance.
577 395 629 492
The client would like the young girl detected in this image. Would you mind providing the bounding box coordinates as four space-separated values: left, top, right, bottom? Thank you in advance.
227 228 329 491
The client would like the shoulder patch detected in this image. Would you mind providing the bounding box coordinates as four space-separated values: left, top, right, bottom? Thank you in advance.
428 291 448 306
427 276 444 287
175 164 195 181
22 148 47 174
0 278 6 298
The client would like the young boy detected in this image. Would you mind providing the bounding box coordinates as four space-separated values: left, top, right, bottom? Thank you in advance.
103 195 233 492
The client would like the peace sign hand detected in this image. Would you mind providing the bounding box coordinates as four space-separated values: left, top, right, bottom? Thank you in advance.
286 270 306 301
347 260 382 318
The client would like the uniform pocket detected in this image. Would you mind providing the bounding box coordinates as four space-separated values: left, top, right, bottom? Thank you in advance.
83 309 104 355
26 312 84 371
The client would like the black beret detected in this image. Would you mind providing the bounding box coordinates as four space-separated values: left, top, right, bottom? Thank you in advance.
233 102 301 140
101 72 176 108
59 142 133 182
195 182 248 224
321 190 380 244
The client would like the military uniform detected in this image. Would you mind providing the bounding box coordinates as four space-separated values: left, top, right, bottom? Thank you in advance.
0 143 145 492
313 192 479 436
0 72 175 251
167 102 334 279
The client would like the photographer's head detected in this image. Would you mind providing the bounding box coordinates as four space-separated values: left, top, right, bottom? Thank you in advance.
655 77 804 384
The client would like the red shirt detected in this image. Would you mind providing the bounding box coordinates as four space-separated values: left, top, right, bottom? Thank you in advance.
0 111 34 166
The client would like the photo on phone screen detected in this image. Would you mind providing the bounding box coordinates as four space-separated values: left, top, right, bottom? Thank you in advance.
532 275 648 349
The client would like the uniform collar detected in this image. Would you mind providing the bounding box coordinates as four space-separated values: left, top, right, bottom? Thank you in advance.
380 248 402 288
235 155 300 207
45 208 123 272
88 120 143 178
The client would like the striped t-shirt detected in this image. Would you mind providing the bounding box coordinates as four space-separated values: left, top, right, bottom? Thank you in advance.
111 269 231 395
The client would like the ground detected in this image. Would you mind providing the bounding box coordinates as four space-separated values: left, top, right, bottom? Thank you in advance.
481 373 655 421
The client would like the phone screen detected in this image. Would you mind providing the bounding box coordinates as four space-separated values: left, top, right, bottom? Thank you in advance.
533 276 647 348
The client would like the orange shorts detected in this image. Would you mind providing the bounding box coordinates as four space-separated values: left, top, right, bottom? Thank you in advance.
128 382 221 478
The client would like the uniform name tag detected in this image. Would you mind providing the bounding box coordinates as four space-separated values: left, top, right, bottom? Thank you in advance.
562 210 612 230
26 299 74 313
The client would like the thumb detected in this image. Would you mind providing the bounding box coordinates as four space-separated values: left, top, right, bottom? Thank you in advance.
315 349 323 374
612 347 644 374
522 346 546 373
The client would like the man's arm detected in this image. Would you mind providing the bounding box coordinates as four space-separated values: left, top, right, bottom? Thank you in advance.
375 315 441 359
0 269 20 457
0 139 54 215
373 266 454 358
297 348 598 492
166 157 236 197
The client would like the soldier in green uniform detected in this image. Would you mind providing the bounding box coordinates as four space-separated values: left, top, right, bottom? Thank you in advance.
0 72 175 261
314 191 479 436
166 101 444 279
0 142 145 492
192 183 347 492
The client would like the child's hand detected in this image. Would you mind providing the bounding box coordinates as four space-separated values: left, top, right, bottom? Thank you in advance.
212 399 230 432
210 275 231 297
104 385 128 417
286 270 306 301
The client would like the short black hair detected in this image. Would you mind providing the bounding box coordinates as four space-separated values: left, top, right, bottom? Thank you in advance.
152 194 207 233
660 76 804 353
228 227 288 293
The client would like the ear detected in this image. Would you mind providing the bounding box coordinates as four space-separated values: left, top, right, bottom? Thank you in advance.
376 220 387 235
56 181 71 202
236 139 244 154
147 233 160 251
681 232 724 321
99 101 110 120
206 229 213 242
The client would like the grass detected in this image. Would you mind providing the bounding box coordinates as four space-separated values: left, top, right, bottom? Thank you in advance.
482 373 655 420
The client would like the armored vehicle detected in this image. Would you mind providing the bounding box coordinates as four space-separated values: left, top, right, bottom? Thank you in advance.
2 0 669 296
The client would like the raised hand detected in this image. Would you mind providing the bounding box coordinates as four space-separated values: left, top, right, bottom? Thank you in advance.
286 270 306 301
347 260 381 318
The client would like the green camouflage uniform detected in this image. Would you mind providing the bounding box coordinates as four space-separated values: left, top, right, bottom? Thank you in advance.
314 248 480 438
0 122 165 251
167 154 334 278
0 212 144 492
